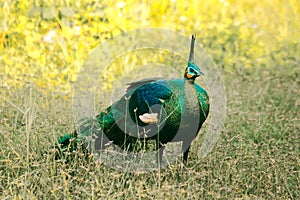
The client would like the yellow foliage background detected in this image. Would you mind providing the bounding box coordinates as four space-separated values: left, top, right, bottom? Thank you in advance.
0 0 299 92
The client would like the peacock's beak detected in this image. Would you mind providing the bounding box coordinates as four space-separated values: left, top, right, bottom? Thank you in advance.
197 68 205 76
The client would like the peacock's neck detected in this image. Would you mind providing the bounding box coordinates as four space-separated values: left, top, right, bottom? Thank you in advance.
180 78 201 136
184 79 200 113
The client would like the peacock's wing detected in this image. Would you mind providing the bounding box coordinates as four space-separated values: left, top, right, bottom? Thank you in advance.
94 80 176 142
127 81 174 125
126 78 162 92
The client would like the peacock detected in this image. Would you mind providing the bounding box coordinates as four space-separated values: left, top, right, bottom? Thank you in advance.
56 35 209 167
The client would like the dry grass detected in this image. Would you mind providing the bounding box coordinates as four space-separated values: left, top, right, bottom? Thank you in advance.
1 66 299 199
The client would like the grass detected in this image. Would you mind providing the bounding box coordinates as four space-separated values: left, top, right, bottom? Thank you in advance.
1 0 300 199
1 66 299 199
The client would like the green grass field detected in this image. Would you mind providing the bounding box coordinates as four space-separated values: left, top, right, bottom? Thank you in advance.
1 0 299 199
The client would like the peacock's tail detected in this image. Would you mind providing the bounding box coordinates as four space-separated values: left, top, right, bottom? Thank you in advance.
55 117 104 160
55 131 79 159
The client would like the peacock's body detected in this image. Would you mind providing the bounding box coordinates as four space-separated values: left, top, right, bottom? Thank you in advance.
56 35 209 166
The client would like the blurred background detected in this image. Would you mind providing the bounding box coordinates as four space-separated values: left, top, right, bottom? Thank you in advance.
1 0 299 91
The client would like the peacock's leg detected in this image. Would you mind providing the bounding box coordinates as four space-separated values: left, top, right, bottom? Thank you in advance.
155 138 165 169
182 141 192 165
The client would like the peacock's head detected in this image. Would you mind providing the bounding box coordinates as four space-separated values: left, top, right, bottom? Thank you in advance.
184 62 205 81
185 34 205 81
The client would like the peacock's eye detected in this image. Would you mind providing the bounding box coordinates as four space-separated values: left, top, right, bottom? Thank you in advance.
189 68 196 74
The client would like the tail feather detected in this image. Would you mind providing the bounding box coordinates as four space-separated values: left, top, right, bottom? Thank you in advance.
57 133 77 149
55 132 79 159
55 117 100 160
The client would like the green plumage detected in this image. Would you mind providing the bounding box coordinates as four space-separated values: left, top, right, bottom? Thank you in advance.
56 35 209 165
